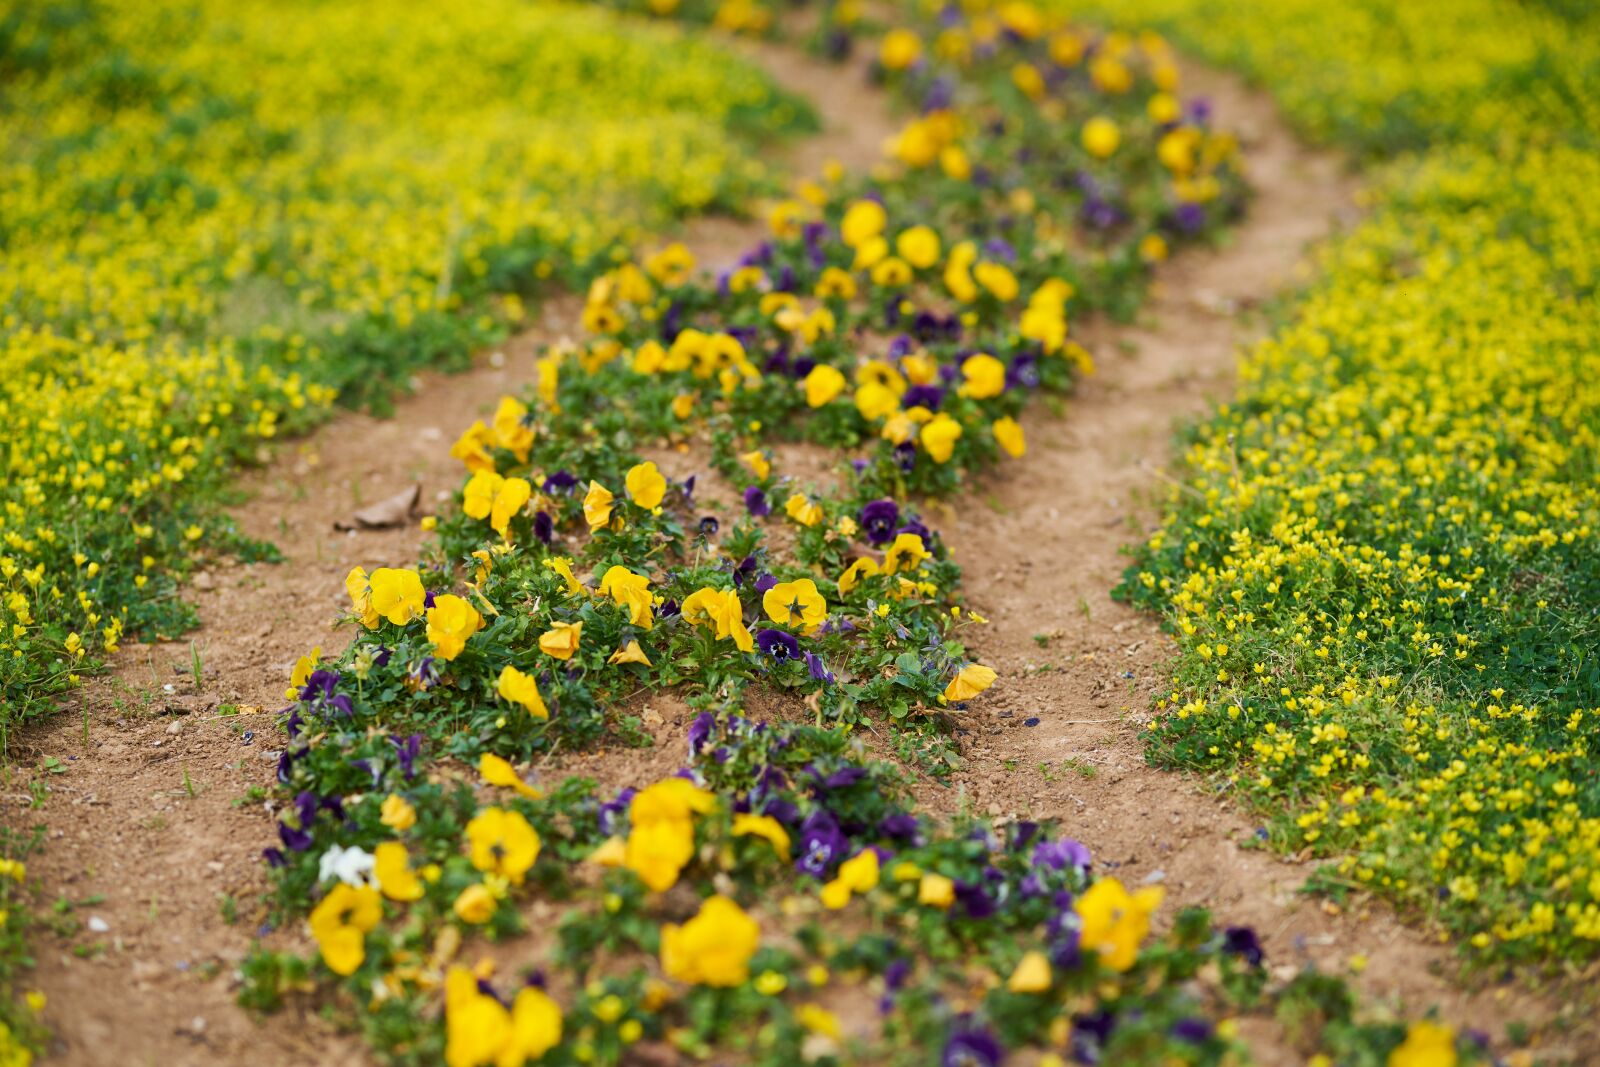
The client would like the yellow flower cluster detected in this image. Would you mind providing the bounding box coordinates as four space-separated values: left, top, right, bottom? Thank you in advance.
1096 0 1600 963
1046 0 1600 154
0 0 802 706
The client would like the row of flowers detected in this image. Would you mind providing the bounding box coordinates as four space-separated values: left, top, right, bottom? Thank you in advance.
1085 0 1600 971
244 2 1491 1066
0 2 813 1060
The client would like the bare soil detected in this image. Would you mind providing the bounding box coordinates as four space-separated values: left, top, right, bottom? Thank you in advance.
10 29 1587 1067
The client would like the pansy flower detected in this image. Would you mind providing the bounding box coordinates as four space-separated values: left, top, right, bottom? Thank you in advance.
756 628 802 662
660 895 759 987
859 499 899 545
308 883 381 976
425 594 483 661
761 578 827 634
464 807 540 885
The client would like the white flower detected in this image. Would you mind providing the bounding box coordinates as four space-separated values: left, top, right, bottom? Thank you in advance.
317 844 376 887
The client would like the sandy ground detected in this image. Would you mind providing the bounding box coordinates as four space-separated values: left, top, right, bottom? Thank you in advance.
10 26 1590 1067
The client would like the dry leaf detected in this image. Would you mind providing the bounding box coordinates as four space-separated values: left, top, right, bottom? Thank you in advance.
335 484 420 530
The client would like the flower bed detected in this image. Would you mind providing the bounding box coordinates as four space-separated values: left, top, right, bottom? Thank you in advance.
246 4 1481 1064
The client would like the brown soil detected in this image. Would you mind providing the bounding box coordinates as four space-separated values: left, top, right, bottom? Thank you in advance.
10 27 1588 1067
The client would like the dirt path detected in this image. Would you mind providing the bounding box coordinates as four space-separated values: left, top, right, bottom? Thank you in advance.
11 31 1576 1067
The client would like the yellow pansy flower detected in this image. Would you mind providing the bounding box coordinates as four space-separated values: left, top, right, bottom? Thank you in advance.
598 565 653 629
784 493 824 527
883 533 930 575
464 807 540 884
762 578 827 634
739 450 771 481
444 965 562 1067
660 895 760 987
449 421 495 474
608 640 653 667
918 872 955 909
373 842 424 903
479 752 542 799
838 557 880 594
804 364 847 408
993 416 1026 457
543 556 585 597
582 480 614 530
944 240 979 302
814 267 857 300
488 477 531 538
895 225 941 269
919 413 963 463
821 848 880 910
624 461 667 510
960 353 1007 399
452 883 497 925
1075 877 1163 972
287 645 323 699
1082 116 1120 158
625 778 715 892
644 242 695 286
309 884 381 976
840 199 887 248
426 594 483 661
368 566 428 627
731 813 791 861
973 261 1019 302
1007 950 1052 993
538 620 582 660
943 663 997 702
1388 1022 1458 1067
879 28 922 71
380 794 417 831
496 665 549 719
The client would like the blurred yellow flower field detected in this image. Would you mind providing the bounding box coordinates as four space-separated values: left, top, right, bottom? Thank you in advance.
0 0 807 723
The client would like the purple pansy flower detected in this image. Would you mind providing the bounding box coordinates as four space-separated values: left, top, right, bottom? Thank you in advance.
390 733 422 779
1033 838 1092 872
756 629 802 662
598 787 637 836
942 1018 1002 1067
1221 926 1264 967
860 499 900 545
796 809 847 878
687 712 716 758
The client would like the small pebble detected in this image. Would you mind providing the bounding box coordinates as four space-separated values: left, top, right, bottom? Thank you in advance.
1023 717 1040 727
